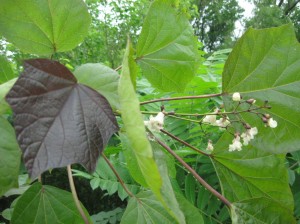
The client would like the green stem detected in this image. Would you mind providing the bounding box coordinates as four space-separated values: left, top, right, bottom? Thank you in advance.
140 93 223 105
155 138 231 208
67 165 89 224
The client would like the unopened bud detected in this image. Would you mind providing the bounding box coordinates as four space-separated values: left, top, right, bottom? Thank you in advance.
168 111 175 115
263 114 271 119
262 117 268 123
246 99 256 104
161 105 165 111
244 123 251 129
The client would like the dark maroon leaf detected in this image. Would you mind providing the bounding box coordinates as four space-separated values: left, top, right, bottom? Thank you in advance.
5 59 119 179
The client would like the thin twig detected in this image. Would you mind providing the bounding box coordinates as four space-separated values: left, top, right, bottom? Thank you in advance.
114 65 122 71
160 129 211 157
155 138 231 208
67 165 89 224
38 175 42 183
140 93 223 105
101 152 135 198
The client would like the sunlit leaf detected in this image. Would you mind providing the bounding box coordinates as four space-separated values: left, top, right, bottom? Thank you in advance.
74 63 120 109
0 78 17 114
0 0 91 54
11 183 91 224
223 24 300 153
0 116 21 197
6 59 119 179
136 1 199 92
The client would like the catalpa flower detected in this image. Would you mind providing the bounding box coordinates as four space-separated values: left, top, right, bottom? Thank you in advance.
206 140 214 151
202 108 219 125
232 92 241 102
216 117 230 128
144 112 164 132
229 135 242 152
241 127 258 145
268 118 277 128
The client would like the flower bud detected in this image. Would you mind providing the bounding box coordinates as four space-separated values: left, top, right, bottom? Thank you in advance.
263 114 271 119
246 99 256 104
232 92 241 102
262 117 268 123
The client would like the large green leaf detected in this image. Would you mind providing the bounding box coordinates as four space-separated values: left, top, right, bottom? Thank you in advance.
136 1 199 92
119 40 162 201
222 24 300 153
0 78 17 114
0 56 15 84
0 116 21 197
0 0 91 55
231 197 296 224
212 132 294 218
74 63 120 109
11 183 90 224
121 191 177 224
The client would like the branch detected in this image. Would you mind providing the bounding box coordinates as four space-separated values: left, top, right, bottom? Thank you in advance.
160 129 211 157
277 0 284 7
140 93 223 105
284 0 300 15
67 165 89 224
101 152 135 198
155 138 231 208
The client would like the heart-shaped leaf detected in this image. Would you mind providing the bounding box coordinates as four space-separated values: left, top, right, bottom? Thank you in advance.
74 63 120 109
136 1 199 92
0 0 91 55
6 59 119 179
0 116 21 197
11 182 91 224
223 24 300 153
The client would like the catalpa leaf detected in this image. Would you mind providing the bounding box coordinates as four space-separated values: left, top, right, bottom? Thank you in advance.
0 55 16 84
136 1 199 92
6 59 119 179
223 24 300 153
231 197 296 224
11 182 91 224
0 0 91 55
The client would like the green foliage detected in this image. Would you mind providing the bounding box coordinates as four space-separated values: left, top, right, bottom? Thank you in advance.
91 207 124 224
136 1 200 92
223 24 300 153
0 78 16 114
0 0 91 55
0 116 21 197
0 56 15 84
11 183 91 224
74 63 120 109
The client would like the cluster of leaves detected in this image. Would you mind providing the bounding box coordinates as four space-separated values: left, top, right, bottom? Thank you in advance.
0 0 300 224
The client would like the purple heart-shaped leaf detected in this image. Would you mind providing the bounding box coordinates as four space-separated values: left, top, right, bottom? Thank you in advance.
6 59 119 179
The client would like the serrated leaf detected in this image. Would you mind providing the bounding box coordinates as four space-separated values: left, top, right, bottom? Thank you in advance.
121 191 177 224
212 132 294 214
0 78 17 114
223 24 300 153
0 55 15 84
11 182 91 224
231 197 296 224
136 1 199 92
6 59 119 179
0 116 21 197
0 0 91 55
74 63 120 109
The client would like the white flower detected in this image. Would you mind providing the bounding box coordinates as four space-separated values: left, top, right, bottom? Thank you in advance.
268 118 277 128
229 136 243 152
241 127 258 145
206 140 214 151
203 114 217 125
144 112 165 132
232 92 241 102
216 117 230 128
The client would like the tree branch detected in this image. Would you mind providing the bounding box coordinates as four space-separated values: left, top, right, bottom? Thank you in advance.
284 0 300 15
101 152 135 198
155 137 231 208
160 129 211 157
140 93 223 105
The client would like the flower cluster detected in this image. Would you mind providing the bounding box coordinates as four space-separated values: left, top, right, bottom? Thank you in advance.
202 109 230 129
144 112 165 132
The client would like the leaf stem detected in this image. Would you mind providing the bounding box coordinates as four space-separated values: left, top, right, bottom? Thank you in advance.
155 138 231 208
67 165 89 224
140 93 223 105
101 152 135 198
160 129 211 157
